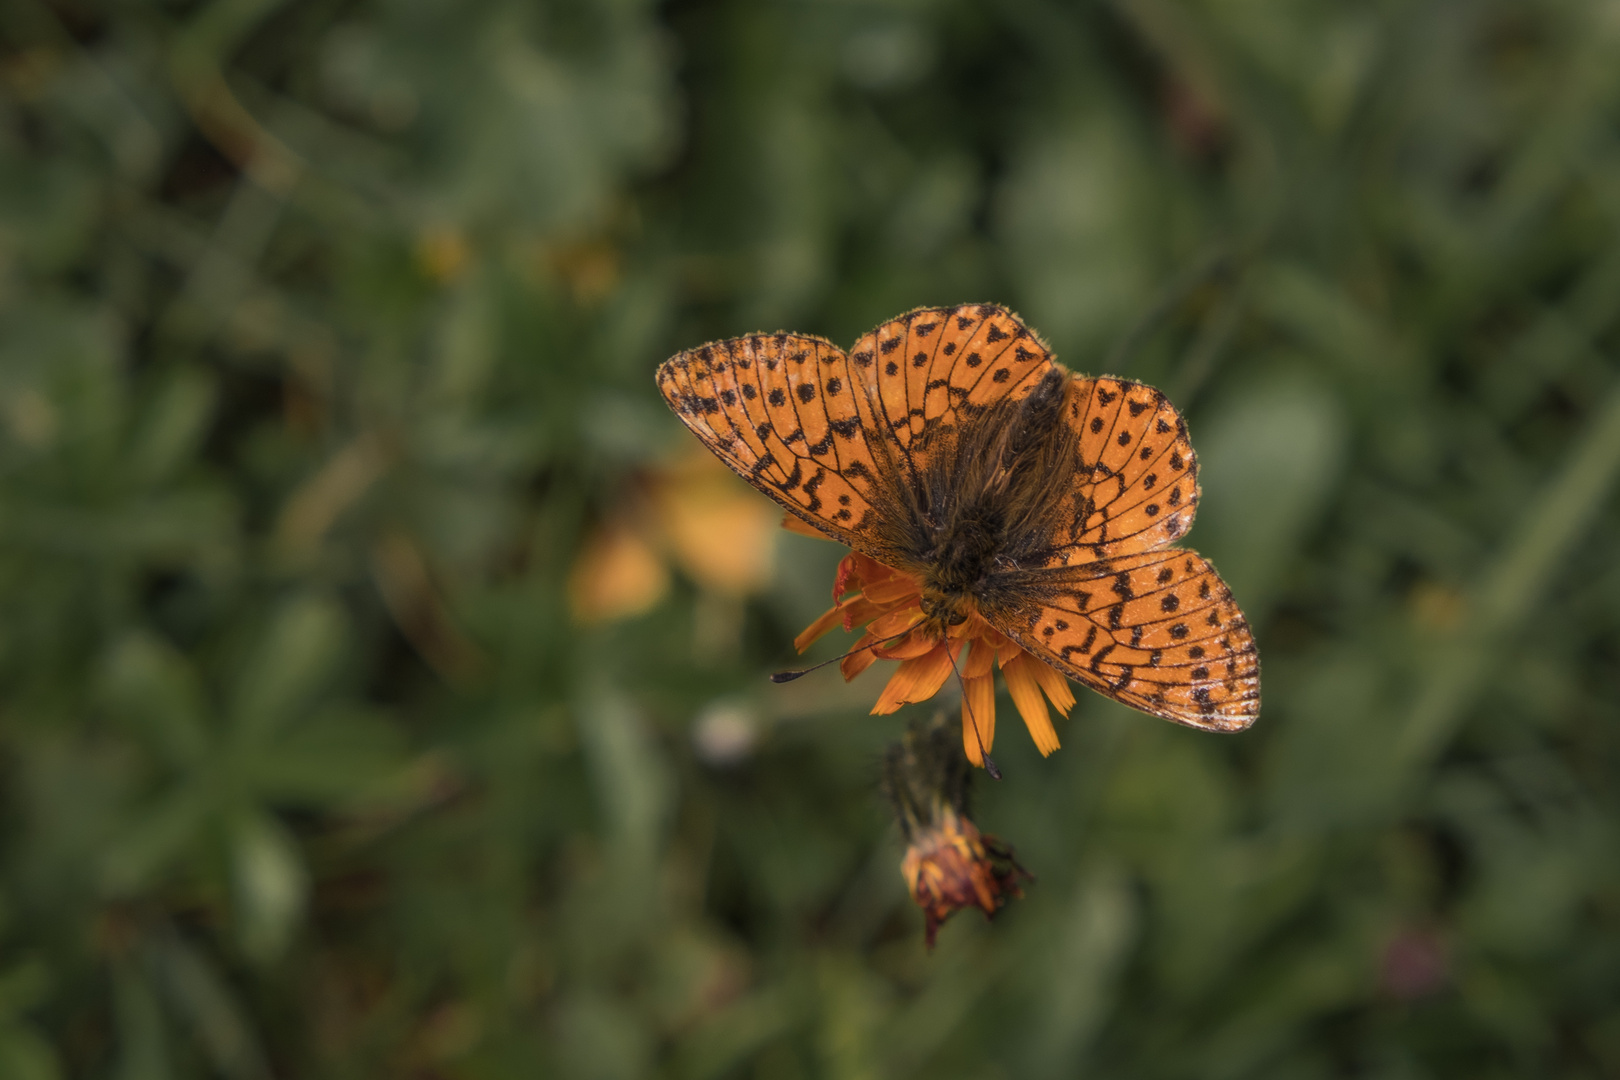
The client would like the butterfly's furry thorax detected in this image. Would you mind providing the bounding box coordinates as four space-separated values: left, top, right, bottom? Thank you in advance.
894 368 1080 630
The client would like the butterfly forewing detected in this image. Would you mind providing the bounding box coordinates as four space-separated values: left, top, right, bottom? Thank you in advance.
1001 551 1259 731
657 333 885 548
850 305 1054 450
658 305 1059 550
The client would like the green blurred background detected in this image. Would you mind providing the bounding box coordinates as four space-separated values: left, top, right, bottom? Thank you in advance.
4 0 1620 1076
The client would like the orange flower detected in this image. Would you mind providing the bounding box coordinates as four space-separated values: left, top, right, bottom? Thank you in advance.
901 805 1030 948
792 538 1076 769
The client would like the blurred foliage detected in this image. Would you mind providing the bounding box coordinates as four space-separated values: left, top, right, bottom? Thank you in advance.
2 0 1620 1076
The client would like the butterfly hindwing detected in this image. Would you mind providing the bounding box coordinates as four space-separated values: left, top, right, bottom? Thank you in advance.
998 550 1259 731
657 333 884 548
1043 376 1201 566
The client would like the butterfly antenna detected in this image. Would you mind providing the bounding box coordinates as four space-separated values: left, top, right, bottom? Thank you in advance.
948 643 1001 781
769 628 913 684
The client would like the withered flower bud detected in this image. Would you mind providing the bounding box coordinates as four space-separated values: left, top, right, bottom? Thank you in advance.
882 713 1032 948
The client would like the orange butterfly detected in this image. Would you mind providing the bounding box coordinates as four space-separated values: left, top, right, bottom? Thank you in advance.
656 304 1258 768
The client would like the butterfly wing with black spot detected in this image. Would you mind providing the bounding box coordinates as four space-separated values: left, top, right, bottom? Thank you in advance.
656 331 888 551
848 304 1055 459
656 304 1057 554
1040 376 1201 566
992 550 1260 731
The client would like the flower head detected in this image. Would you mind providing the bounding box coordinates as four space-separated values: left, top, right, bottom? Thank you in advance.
882 711 1031 947
792 536 1076 769
901 806 1030 948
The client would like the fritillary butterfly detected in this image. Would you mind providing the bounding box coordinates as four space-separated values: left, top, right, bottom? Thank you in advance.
655 304 1259 735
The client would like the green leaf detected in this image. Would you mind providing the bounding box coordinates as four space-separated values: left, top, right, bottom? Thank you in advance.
230 811 308 966
0 1025 60 1080
228 595 346 741
97 632 210 768
127 368 218 486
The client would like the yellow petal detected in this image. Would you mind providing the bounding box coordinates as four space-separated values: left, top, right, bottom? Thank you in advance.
1002 653 1060 756
872 664 917 715
842 634 880 680
794 603 844 653
961 638 995 680
863 571 922 606
875 626 939 660
567 523 669 624
948 611 990 640
961 673 996 767
1027 656 1076 714
869 604 924 639
837 596 882 627
871 644 957 715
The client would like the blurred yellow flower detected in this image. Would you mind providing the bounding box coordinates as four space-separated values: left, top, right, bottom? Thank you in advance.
415 227 471 283
568 450 778 624
545 237 622 305
566 520 670 625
